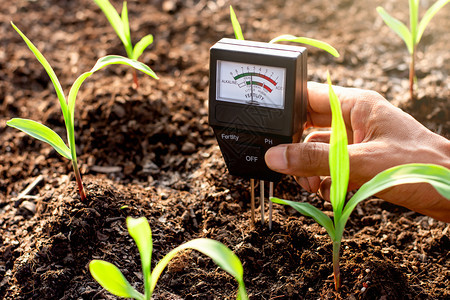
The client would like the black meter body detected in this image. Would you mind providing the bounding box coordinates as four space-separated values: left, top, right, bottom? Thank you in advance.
209 38 307 182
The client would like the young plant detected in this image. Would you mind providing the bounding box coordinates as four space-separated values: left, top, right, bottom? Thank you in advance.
376 0 449 100
7 22 158 201
93 0 155 89
89 216 248 300
229 5 340 58
271 72 450 290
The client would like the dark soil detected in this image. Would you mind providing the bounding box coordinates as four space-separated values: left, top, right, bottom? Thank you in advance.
1 0 449 299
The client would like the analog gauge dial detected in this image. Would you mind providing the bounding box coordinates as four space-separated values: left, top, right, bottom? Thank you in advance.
216 60 286 109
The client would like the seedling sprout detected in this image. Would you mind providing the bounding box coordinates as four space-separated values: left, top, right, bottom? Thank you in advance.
89 217 248 300
271 71 450 290
377 0 449 100
93 0 156 89
7 23 158 201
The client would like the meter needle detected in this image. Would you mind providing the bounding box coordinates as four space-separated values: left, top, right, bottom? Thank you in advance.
269 182 273 230
250 74 253 102
260 180 265 225
250 179 255 224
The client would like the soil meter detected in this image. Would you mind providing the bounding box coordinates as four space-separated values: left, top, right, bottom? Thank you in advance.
209 38 307 227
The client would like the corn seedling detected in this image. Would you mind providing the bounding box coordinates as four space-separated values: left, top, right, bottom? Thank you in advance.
230 5 340 57
89 217 248 300
271 72 450 290
7 23 158 201
377 0 449 100
93 0 156 89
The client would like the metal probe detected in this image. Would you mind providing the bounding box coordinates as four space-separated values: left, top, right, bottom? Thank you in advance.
249 180 275 228
269 181 273 230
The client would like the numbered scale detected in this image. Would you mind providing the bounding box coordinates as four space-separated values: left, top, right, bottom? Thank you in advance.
209 38 307 227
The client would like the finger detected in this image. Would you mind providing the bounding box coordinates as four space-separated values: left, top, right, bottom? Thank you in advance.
265 142 378 186
304 131 331 143
306 81 375 129
305 129 355 145
316 177 360 202
306 81 340 128
318 177 331 201
307 81 356 126
298 131 331 190
296 176 321 193
265 142 330 177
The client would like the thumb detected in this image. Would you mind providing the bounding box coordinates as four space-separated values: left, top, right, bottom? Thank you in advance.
266 141 376 188
265 142 330 177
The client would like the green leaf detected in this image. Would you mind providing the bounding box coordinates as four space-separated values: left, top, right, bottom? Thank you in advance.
120 1 133 58
150 238 247 299
11 22 69 122
89 260 144 300
270 34 340 57
7 118 72 160
409 0 419 44
126 217 152 297
230 5 244 40
336 163 450 240
93 0 130 51
327 72 349 220
271 197 335 240
90 55 159 79
417 0 449 44
132 34 154 60
66 72 96 163
68 72 91 125
376 7 414 54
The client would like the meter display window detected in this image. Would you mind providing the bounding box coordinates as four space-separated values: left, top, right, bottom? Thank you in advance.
216 60 286 109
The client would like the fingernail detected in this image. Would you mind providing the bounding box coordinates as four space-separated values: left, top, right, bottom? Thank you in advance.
318 178 331 201
307 176 321 193
265 146 288 171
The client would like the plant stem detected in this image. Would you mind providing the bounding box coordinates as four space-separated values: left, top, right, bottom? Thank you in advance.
67 117 86 201
133 69 139 89
409 48 415 101
332 240 341 291
72 159 87 201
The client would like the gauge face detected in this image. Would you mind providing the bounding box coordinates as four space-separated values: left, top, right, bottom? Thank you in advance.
216 60 286 109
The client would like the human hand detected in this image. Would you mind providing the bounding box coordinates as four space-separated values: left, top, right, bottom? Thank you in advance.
265 82 450 222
